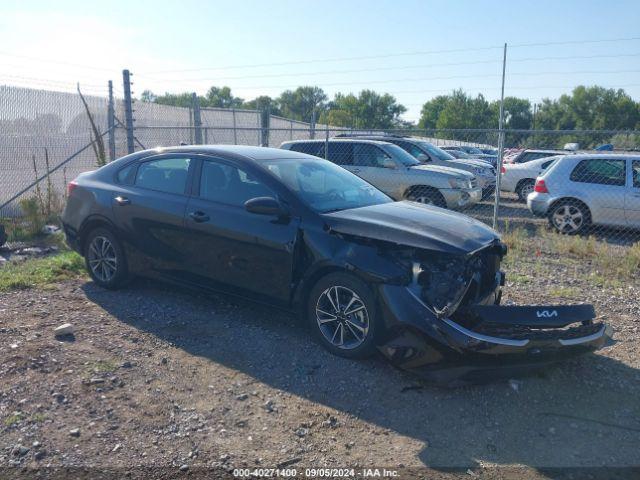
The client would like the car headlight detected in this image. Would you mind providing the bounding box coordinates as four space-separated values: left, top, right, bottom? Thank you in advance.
448 178 469 189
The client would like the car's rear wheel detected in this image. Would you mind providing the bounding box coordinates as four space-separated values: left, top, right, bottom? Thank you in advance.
307 272 380 359
548 200 590 235
405 187 446 208
516 179 535 202
84 227 129 289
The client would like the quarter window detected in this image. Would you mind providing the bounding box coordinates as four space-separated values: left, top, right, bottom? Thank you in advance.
569 159 626 186
135 158 190 194
200 160 273 206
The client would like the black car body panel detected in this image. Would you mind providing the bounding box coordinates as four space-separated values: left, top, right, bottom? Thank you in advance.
62 146 611 384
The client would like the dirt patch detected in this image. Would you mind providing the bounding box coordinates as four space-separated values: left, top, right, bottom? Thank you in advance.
1 258 639 478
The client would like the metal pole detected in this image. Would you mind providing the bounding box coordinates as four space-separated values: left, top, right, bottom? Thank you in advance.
325 124 329 160
492 43 507 231
107 80 116 161
192 93 203 145
310 109 316 140
232 108 238 144
122 69 135 154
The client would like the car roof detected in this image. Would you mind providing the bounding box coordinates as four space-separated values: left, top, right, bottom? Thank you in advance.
281 138 393 146
524 149 566 153
120 145 320 162
564 153 640 161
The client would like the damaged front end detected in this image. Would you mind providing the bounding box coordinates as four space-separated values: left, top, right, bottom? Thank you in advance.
373 240 611 385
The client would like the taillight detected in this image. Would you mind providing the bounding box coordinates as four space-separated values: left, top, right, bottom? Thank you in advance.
500 165 506 174
67 180 78 197
534 178 549 193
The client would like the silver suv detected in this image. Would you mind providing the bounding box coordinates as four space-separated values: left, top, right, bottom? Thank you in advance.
337 134 496 199
528 154 640 234
280 139 482 209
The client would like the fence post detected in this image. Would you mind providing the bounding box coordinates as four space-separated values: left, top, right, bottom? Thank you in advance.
192 93 203 145
325 124 329 160
310 109 316 139
492 43 508 231
232 108 238 144
107 80 116 161
122 69 135 154
261 107 270 147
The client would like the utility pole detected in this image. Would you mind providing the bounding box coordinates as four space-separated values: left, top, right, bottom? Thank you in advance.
122 69 135 154
107 80 116 161
492 43 508 230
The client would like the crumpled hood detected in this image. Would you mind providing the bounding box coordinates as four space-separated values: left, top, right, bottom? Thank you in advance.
323 201 500 254
409 164 474 179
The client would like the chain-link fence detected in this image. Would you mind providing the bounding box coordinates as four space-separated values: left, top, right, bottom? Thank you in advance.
2 84 640 287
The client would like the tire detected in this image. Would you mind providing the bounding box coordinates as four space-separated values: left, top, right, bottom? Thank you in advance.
405 187 447 208
548 200 590 235
84 227 130 289
516 179 535 202
307 272 380 359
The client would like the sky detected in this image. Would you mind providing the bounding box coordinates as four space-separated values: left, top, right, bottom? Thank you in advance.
1 0 639 123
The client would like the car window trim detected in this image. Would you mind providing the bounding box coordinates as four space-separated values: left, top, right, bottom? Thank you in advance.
130 153 197 197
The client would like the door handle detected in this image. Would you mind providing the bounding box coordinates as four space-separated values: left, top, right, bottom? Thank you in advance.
114 196 130 206
188 211 210 223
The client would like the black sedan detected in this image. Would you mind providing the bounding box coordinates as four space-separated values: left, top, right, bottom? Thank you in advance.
62 146 610 384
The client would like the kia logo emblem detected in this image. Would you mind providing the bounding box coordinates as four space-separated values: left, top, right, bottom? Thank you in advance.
536 310 558 318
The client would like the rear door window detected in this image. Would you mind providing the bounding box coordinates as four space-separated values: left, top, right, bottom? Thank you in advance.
569 159 626 186
135 157 191 194
288 142 324 157
328 142 353 166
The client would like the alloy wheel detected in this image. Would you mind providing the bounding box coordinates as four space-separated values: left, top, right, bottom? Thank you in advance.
519 182 535 199
88 236 118 282
412 195 434 205
552 205 584 233
315 286 370 350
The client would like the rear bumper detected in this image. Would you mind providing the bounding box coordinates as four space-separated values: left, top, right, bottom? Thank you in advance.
62 223 82 254
527 192 553 216
376 284 611 385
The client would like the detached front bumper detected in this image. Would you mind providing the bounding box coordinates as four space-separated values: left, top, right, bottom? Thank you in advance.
376 284 611 385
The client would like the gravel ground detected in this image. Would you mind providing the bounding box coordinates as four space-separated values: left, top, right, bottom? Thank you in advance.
1 249 639 479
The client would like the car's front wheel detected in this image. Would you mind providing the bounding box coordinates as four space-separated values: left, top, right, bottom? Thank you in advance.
548 200 590 235
405 187 446 208
307 272 380 359
84 227 130 289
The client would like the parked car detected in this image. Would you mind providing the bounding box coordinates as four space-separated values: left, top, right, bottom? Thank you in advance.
61 145 610 383
528 154 640 234
506 149 566 164
442 145 498 166
281 139 482 209
334 134 496 199
480 148 498 156
501 155 562 201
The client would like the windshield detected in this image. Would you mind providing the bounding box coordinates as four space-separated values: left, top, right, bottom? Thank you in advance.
416 141 456 161
259 158 392 213
447 149 472 159
383 144 420 166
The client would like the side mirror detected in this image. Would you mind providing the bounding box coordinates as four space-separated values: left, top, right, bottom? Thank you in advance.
244 196 288 216
381 158 397 169
417 153 430 162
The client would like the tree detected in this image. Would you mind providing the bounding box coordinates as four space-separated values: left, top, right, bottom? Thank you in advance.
205 86 243 108
418 95 449 129
242 95 281 115
323 90 406 129
277 86 327 123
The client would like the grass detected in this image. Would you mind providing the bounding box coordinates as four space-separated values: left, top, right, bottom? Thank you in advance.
548 286 580 298
31 413 46 423
86 360 118 374
0 250 85 291
501 225 640 287
4 412 23 427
